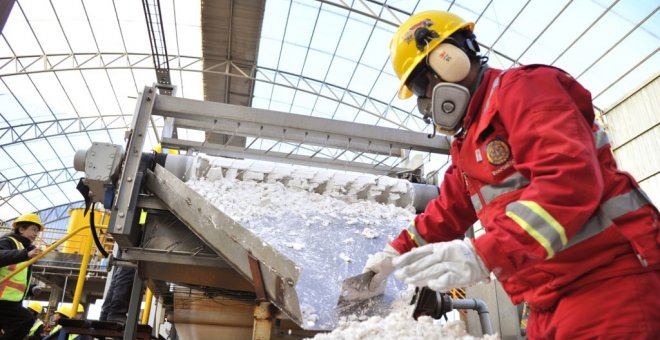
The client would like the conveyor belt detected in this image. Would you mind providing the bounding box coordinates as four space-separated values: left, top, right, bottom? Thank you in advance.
147 156 416 330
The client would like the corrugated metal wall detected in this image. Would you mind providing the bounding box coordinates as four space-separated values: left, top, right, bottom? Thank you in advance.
602 75 660 205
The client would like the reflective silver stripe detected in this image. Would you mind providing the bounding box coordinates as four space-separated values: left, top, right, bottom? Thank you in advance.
563 189 650 250
507 201 566 257
406 223 428 247
471 172 529 213
481 172 529 205
468 71 507 214
471 194 483 212
594 129 610 149
482 73 504 113
601 188 649 220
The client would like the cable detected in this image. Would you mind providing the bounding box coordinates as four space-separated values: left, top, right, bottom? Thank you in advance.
89 209 109 258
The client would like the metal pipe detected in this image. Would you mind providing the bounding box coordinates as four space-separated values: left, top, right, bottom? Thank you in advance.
141 288 153 325
32 264 107 274
451 298 493 335
71 234 93 315
61 275 69 304
0 225 90 284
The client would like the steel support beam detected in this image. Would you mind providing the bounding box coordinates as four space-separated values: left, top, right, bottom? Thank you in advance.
124 272 145 340
153 94 448 155
107 86 155 247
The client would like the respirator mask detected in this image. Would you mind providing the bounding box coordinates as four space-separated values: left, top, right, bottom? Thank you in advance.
408 36 478 136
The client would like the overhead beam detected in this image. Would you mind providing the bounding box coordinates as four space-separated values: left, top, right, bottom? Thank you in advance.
153 94 449 154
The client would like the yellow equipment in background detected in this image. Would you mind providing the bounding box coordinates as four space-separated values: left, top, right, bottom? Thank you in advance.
62 208 111 255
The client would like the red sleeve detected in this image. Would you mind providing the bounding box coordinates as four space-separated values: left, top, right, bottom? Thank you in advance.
390 163 478 254
473 67 604 279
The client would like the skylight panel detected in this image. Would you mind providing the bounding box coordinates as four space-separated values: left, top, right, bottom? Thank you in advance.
300 49 332 81
310 7 345 54
56 70 98 118
347 64 379 95
19 1 69 55
40 185 69 207
175 24 202 57
24 138 61 167
51 0 97 53
310 97 338 119
382 0 417 13
470 0 527 50
113 0 151 54
23 189 53 212
271 86 296 109
179 70 203 100
279 43 307 74
84 0 124 52
3 194 35 216
3 5 42 56
257 38 283 69
105 69 138 114
285 1 318 45
367 71 398 103
0 149 22 178
45 135 75 158
4 143 38 169
495 1 571 62
29 73 76 120
291 91 316 113
335 16 373 62
555 7 615 74
65 132 93 151
80 70 121 116
361 23 392 69
262 0 289 42
161 0 201 57
325 57 356 88
0 80 31 126
1 75 52 123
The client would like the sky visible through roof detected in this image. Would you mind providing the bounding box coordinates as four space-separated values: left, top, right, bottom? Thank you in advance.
0 0 658 223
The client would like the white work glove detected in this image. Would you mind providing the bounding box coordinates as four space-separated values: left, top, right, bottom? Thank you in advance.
392 239 490 292
363 244 399 291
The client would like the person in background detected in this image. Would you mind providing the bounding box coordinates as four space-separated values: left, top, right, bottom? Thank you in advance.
43 305 71 340
27 301 45 340
0 213 44 340
363 10 659 339
100 210 148 324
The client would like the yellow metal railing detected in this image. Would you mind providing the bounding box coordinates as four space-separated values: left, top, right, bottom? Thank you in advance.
0 225 90 285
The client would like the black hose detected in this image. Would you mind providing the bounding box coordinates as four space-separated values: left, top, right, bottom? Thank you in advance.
90 210 109 258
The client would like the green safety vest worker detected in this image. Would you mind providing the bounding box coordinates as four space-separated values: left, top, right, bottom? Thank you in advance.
0 236 31 301
29 318 44 336
47 325 80 340
48 324 62 335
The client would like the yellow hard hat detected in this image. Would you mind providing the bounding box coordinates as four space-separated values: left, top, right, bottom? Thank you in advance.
12 213 44 231
56 305 74 318
27 301 43 313
390 10 474 99
76 304 85 313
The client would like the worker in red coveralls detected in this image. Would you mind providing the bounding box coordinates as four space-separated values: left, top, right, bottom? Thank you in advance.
363 10 659 339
